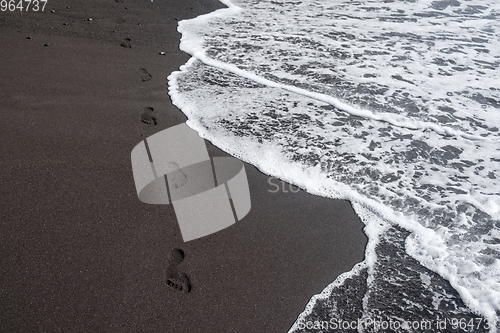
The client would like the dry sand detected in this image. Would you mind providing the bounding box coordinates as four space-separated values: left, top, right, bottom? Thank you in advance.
0 1 367 331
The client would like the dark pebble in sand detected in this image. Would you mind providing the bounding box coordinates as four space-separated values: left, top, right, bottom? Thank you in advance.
26 36 32 39
50 10 54 13
44 43 50 47
67 6 70 9
63 23 68 25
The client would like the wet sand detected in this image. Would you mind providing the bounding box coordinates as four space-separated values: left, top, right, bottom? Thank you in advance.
0 1 367 331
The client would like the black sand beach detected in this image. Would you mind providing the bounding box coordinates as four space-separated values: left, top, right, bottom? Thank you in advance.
0 1 367 331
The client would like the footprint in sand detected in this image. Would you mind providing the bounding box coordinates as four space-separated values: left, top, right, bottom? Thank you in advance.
166 248 191 293
166 161 187 189
139 68 152 82
140 107 157 126
120 37 131 48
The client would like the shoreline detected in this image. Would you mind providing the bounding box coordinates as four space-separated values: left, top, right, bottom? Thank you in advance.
0 1 367 331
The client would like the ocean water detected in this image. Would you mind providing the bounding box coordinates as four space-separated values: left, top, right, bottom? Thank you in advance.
168 0 500 331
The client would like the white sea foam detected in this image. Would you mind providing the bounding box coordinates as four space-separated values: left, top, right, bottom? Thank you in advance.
169 0 500 331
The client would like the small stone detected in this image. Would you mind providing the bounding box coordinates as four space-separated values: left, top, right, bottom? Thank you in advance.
159 51 166 55
63 23 68 25
50 10 54 13
26 36 32 39
44 43 50 47
66 6 70 9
